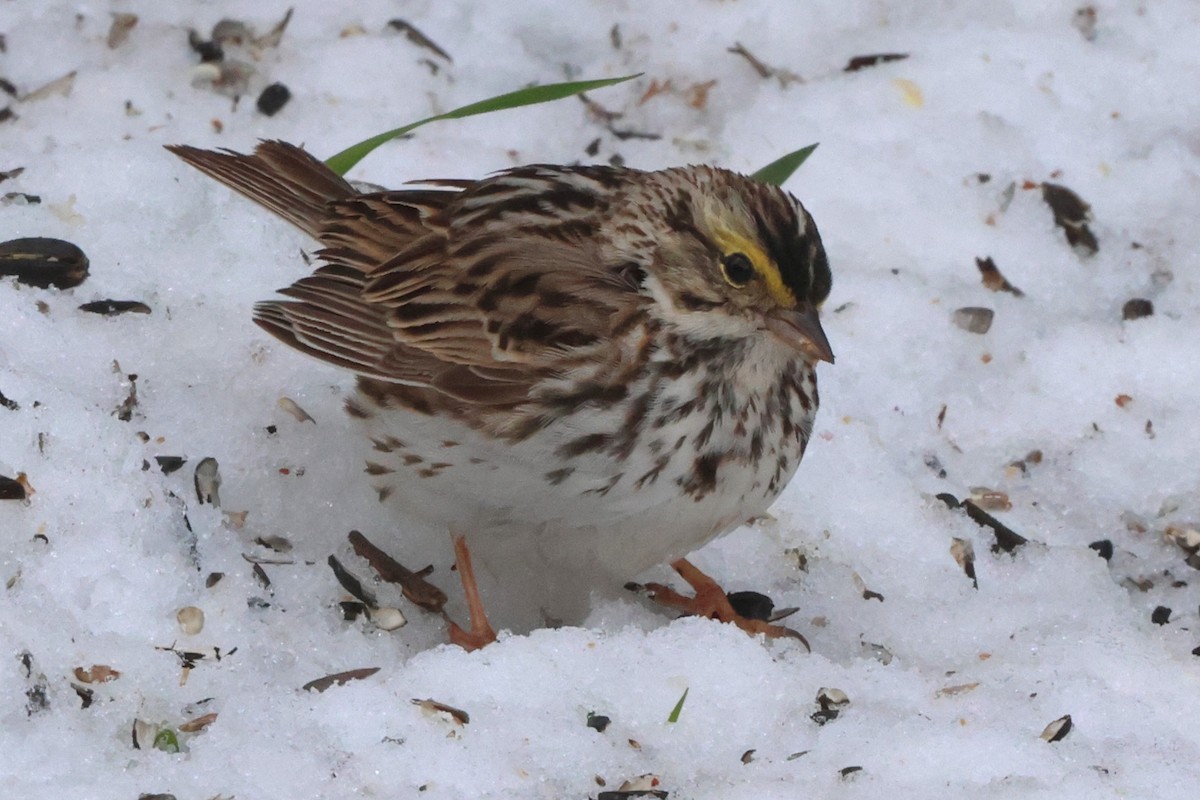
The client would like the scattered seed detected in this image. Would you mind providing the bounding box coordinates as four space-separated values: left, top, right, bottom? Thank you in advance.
953 306 994 334
970 487 1012 511
1040 714 1073 742
278 396 314 423
176 606 205 635
862 641 894 665
193 457 221 505
1089 540 1114 561
178 711 218 733
148 456 185 476
340 601 368 621
0 474 27 500
0 237 89 289
1122 298 1153 320
1042 182 1099 255
191 60 255 97
254 535 292 553
413 698 469 725
845 53 908 71
73 664 121 684
187 29 223 62
741 748 756 764
1151 606 1171 625
328 554 378 608
976 256 1025 296
106 12 138 49
256 82 291 116
79 299 151 316
951 537 978 588
605 774 664 798
587 711 612 732
114 373 139 421
372 606 407 631
72 683 94 709
812 687 849 725
132 719 160 750
205 572 223 588
302 666 380 693
22 70 76 102
1 192 40 205
1165 524 1200 556
839 766 863 780
251 563 271 590
935 681 980 697
727 590 774 621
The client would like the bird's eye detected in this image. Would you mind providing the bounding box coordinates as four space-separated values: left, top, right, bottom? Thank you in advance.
720 252 755 287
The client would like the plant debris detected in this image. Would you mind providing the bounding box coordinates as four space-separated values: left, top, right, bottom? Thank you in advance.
386 19 452 62
938 493 1029 553
348 529 447 612
727 42 802 86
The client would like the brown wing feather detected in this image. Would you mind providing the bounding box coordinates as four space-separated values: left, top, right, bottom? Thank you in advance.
168 142 646 409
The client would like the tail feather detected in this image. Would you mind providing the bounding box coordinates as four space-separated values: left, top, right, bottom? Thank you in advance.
166 140 355 238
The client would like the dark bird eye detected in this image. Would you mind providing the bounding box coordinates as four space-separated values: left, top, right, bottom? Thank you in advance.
720 252 755 287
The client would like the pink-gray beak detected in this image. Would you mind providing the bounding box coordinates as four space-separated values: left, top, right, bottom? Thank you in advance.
765 304 835 364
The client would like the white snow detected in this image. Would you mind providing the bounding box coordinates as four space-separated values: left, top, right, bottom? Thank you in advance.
1 1 1198 798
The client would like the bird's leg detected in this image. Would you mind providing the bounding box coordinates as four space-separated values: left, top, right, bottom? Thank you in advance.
444 533 497 651
644 558 808 647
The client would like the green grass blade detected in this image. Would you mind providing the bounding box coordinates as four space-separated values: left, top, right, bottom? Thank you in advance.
751 143 819 187
667 687 689 724
325 74 641 175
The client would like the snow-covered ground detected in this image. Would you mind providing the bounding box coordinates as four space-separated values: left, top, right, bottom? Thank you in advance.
2 2 1198 797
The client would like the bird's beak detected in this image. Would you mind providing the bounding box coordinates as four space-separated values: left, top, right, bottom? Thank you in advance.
765 304 835 364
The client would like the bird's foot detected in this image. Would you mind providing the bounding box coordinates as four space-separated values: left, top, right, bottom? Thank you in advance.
443 534 497 651
643 558 809 649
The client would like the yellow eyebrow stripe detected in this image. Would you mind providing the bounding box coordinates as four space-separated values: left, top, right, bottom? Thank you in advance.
712 228 797 308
